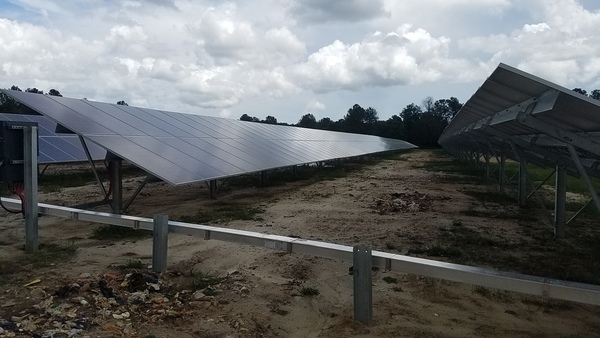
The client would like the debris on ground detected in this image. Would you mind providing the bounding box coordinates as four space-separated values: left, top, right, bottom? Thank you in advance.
370 191 435 214
0 269 255 337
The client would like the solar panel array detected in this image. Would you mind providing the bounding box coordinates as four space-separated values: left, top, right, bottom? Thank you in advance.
1 90 416 185
439 63 600 179
0 113 106 164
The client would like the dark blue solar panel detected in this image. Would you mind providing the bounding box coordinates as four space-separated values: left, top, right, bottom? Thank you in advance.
0 113 106 164
1 90 417 184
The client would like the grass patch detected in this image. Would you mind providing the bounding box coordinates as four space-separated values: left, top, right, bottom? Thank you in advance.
123 259 145 269
26 242 78 268
188 269 224 291
91 225 152 240
382 276 398 284
299 286 320 297
179 203 264 224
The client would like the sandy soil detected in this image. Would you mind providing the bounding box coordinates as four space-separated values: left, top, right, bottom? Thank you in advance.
1 149 599 337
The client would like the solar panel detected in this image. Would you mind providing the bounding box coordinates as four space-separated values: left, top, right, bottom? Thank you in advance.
439 63 600 179
1 90 416 185
0 113 106 164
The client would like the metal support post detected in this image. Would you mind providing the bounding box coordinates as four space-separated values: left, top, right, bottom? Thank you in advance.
555 165 567 238
260 171 268 185
567 145 600 213
24 125 39 253
353 245 372 325
209 179 217 199
110 159 123 214
484 153 491 180
499 153 506 194
152 214 169 273
518 160 527 207
79 135 108 198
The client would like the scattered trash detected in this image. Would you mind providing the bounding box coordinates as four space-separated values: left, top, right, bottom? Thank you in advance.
24 278 42 287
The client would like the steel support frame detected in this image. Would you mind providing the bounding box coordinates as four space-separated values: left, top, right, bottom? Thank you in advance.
24 125 38 253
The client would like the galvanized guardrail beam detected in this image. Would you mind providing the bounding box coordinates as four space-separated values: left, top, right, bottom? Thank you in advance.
3 197 600 306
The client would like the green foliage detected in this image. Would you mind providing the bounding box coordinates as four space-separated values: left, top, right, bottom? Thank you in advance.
382 276 398 284
188 269 223 290
299 286 320 296
123 259 145 269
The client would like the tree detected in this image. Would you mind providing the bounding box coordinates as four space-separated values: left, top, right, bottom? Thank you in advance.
240 114 254 122
0 92 19 113
264 115 277 124
25 88 43 94
572 88 588 96
10 85 21 91
431 97 463 122
298 113 317 128
590 89 600 101
117 100 128 106
48 89 63 97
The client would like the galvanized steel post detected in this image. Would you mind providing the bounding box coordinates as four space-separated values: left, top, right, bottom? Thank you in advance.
24 125 39 253
110 159 123 214
554 164 566 238
152 214 169 273
353 245 372 325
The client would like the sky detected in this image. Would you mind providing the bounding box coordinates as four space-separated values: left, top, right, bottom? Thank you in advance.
1 0 600 124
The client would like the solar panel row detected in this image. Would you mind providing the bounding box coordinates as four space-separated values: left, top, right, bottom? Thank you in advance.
439 62 600 184
1 90 416 185
0 113 106 164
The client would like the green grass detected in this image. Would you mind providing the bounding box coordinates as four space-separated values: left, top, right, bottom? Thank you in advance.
91 225 152 240
382 276 398 284
38 164 145 192
299 286 320 297
123 259 145 269
187 269 224 291
179 203 264 224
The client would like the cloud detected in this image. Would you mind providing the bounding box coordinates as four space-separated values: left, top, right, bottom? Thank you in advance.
458 0 600 87
288 0 388 23
288 25 475 92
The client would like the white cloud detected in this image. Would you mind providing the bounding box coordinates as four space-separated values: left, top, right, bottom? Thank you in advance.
288 26 475 92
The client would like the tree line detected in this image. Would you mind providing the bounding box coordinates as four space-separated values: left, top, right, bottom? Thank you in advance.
241 96 463 148
2 85 599 148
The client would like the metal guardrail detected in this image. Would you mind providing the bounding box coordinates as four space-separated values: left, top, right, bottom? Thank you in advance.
3 197 600 306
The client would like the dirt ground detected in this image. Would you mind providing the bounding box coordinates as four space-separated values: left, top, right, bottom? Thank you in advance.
1 149 599 337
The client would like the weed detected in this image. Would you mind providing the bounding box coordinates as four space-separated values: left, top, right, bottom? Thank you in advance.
299 286 320 296
382 276 398 284
271 308 289 316
91 225 152 240
392 286 403 292
26 242 78 268
385 242 397 250
123 259 145 269
188 269 224 290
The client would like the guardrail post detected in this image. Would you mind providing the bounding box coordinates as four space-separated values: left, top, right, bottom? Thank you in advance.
24 125 39 253
353 245 372 325
152 214 169 273
555 164 567 238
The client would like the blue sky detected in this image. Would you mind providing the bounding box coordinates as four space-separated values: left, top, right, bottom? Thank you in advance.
1 0 600 124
